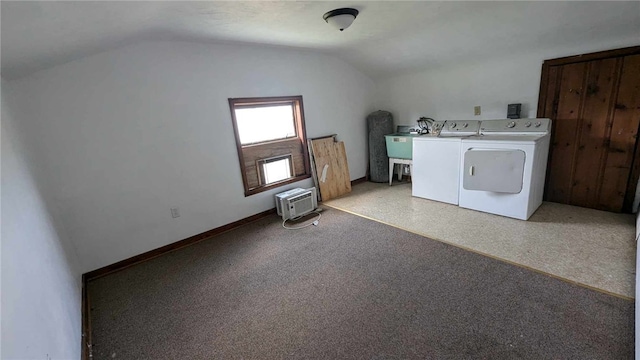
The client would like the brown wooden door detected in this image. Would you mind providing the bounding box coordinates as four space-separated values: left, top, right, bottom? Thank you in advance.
538 48 640 213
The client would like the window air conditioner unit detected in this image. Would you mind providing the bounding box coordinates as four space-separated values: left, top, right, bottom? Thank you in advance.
275 187 317 221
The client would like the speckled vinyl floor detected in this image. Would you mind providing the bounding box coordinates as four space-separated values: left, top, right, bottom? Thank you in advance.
323 181 636 299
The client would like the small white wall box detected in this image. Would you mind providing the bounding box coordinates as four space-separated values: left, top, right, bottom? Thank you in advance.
275 187 318 220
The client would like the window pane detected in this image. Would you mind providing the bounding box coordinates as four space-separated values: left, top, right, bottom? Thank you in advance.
263 157 292 184
235 105 296 145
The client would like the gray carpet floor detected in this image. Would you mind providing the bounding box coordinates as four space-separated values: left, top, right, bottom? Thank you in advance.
88 208 634 359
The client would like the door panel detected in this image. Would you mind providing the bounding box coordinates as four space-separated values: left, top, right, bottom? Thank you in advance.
571 58 621 208
463 149 526 194
545 62 586 203
599 54 640 211
539 66 561 118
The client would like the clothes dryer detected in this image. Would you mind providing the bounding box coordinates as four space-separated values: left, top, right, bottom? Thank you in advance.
458 119 551 220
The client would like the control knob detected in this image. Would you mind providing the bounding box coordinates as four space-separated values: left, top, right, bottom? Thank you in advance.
450 122 457 129
507 121 516 128
462 123 468 128
524 121 532 127
534 121 542 128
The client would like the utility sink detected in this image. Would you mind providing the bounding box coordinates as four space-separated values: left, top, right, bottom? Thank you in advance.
384 133 420 160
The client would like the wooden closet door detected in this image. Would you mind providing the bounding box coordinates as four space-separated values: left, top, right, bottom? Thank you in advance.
541 51 640 213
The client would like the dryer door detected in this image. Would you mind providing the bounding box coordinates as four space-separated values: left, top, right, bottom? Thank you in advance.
463 149 525 193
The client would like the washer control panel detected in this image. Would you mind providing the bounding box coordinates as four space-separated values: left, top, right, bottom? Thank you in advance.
439 120 481 137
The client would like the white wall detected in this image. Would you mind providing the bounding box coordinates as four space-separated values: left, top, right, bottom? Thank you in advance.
11 41 376 273
1 80 82 359
376 36 640 126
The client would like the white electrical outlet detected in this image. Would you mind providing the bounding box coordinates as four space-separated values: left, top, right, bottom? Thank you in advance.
474 106 481 116
170 207 180 218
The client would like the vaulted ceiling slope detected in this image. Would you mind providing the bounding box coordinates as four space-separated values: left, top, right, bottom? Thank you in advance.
2 1 639 80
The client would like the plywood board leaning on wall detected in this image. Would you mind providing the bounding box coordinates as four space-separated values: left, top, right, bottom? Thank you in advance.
310 136 351 201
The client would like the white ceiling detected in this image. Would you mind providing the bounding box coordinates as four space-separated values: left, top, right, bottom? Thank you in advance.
2 1 639 80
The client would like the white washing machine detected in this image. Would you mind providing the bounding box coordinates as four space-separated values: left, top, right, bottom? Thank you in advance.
412 120 480 205
458 118 552 220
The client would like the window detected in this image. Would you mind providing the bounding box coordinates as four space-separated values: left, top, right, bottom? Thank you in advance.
257 154 294 184
229 96 311 196
235 105 296 145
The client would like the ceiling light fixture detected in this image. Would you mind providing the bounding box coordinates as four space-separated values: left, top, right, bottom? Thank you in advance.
323 8 359 31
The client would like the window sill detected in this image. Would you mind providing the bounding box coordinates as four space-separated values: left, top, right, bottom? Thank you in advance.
244 174 311 197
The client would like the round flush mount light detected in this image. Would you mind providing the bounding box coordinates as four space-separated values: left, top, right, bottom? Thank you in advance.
323 8 359 31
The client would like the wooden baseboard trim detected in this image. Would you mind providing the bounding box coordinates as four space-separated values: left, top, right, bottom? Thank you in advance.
83 208 277 281
351 177 367 186
81 274 91 360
